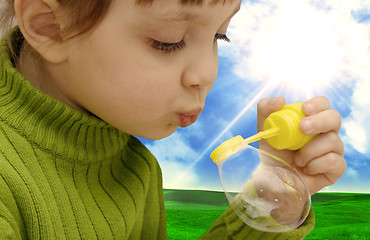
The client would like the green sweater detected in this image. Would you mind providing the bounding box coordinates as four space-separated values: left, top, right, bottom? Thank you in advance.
0 30 314 239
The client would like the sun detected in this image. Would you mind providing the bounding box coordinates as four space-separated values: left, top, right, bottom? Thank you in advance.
224 0 368 100
248 1 345 97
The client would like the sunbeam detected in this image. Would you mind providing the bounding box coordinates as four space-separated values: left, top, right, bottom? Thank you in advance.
170 81 275 187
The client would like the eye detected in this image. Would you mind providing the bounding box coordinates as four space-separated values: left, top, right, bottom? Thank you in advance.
214 33 231 43
150 39 186 53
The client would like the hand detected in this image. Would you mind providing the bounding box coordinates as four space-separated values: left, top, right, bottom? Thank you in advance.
257 96 346 195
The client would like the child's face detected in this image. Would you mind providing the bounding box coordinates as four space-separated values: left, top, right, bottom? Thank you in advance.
57 0 241 140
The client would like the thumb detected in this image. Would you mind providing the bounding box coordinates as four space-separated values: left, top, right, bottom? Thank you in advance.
257 97 286 132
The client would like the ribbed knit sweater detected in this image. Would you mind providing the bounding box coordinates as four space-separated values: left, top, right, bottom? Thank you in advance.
0 30 314 239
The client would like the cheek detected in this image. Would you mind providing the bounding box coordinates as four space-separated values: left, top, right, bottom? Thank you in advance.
74 42 180 115
107 57 179 107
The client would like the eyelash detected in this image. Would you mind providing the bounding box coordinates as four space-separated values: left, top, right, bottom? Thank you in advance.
150 34 230 53
151 39 186 53
214 33 231 43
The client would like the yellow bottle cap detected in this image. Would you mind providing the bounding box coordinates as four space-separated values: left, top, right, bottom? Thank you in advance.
263 102 314 150
210 102 316 164
210 135 245 164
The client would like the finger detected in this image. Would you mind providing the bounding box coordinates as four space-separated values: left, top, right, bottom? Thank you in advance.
300 109 341 135
295 132 344 167
302 153 347 186
257 97 286 131
302 96 330 116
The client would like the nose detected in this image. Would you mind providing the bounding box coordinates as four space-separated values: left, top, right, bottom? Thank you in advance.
181 46 218 91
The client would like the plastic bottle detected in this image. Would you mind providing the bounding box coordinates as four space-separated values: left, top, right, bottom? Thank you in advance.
210 102 314 232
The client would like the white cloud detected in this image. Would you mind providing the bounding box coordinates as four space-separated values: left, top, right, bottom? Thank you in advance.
342 120 367 154
346 167 359 178
343 71 370 155
317 0 370 13
144 132 201 189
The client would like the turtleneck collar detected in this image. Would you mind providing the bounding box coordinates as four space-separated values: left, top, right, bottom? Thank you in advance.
0 28 129 163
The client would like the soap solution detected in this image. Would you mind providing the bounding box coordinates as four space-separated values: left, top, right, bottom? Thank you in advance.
214 136 311 232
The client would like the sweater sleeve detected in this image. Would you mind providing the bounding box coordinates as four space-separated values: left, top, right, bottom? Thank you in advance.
198 206 314 240
0 200 21 240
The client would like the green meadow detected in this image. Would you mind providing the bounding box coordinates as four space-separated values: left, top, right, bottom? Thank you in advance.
164 189 370 240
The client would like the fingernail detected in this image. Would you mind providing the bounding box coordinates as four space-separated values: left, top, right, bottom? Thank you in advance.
301 119 313 134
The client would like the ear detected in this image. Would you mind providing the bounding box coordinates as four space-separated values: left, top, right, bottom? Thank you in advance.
14 0 67 63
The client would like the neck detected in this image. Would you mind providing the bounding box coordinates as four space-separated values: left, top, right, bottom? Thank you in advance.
0 32 129 162
17 41 88 113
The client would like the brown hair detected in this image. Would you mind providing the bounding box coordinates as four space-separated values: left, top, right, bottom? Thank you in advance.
56 0 113 40
1 0 235 40
0 0 234 61
57 0 234 37
0 0 113 41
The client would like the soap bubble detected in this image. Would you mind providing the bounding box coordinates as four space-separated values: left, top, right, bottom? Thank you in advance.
216 140 311 232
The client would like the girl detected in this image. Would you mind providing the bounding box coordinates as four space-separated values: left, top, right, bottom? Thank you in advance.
0 0 346 239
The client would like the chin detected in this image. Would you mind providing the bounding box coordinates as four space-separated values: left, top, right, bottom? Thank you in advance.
135 124 178 140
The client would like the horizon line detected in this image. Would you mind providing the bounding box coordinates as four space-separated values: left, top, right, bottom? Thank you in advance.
163 188 370 194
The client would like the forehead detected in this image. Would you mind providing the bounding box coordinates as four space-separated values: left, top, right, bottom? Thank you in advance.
104 0 241 31
135 0 235 6
133 0 240 21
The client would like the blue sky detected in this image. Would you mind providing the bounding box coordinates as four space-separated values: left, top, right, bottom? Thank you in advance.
139 0 370 193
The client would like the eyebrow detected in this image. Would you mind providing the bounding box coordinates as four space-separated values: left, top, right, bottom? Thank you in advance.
155 5 241 23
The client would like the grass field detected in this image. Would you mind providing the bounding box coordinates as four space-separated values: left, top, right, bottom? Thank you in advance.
164 189 370 240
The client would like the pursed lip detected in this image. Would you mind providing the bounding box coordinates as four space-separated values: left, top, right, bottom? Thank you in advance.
176 108 203 127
